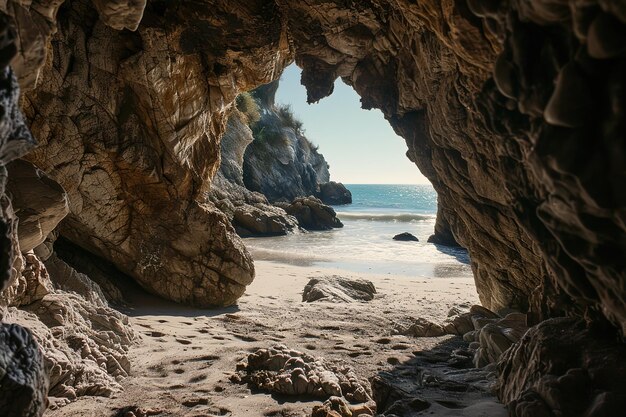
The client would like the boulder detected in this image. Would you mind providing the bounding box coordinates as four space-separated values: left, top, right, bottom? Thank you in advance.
302 276 376 303
393 232 419 242
318 181 352 205
0 323 48 417
396 317 446 337
280 197 343 231
232 203 298 237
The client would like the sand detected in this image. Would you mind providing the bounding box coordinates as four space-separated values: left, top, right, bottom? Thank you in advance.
46 260 485 417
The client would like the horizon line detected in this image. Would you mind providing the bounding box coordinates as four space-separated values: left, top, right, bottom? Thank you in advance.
338 182 433 185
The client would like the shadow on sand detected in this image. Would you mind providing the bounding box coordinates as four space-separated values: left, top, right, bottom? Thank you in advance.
372 336 508 416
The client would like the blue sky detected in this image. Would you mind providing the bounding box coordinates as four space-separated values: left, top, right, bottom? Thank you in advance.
275 64 429 185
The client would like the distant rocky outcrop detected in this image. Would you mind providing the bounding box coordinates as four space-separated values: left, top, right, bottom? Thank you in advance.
318 181 352 205
278 197 343 231
210 81 346 236
208 108 299 237
242 80 332 203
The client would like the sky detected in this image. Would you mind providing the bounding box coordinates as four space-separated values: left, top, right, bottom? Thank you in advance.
275 64 429 185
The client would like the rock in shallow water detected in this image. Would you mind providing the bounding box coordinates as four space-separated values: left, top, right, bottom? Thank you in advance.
393 232 419 242
317 182 352 206
302 276 376 303
279 197 343 231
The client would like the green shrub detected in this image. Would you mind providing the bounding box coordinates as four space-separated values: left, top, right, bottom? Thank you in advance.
236 92 261 125
276 104 305 135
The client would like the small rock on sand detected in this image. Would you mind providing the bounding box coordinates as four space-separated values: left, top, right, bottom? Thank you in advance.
302 276 376 303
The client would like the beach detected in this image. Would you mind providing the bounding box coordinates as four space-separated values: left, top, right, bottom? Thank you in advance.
45 260 487 417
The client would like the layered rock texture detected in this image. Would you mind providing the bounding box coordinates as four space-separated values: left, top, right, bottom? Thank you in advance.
22 0 263 307
0 0 623 416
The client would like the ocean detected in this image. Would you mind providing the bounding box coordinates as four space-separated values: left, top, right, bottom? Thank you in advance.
244 184 472 278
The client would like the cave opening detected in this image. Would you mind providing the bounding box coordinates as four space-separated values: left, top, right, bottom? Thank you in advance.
1 1 625 417
222 62 473 282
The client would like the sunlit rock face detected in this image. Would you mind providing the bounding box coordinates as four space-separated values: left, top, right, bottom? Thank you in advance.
242 80 331 203
22 0 293 307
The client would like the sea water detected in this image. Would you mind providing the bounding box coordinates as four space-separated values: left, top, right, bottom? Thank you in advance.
244 184 472 278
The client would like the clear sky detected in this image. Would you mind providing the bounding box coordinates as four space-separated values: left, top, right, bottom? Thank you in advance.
275 64 429 185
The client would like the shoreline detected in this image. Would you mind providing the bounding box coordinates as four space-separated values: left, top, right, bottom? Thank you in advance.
45 260 499 417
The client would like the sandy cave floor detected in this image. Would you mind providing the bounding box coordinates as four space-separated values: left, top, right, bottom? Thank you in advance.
46 260 502 417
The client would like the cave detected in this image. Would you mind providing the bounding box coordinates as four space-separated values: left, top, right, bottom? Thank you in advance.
0 1 625 416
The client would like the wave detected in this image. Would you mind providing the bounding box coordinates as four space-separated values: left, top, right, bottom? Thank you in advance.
336 212 435 222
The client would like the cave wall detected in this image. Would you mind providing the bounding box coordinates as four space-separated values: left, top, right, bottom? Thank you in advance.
11 0 625 330
0 1 624 413
21 0 295 307
281 0 625 335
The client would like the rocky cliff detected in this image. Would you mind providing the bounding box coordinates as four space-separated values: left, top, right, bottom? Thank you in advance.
210 78 348 235
0 0 623 416
242 80 332 203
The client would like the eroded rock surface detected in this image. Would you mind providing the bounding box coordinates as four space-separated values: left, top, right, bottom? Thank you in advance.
0 0 622 415
302 276 376 303
6 159 68 252
498 318 626 417
236 345 372 403
22 0 274 306
3 250 137 409
0 323 48 417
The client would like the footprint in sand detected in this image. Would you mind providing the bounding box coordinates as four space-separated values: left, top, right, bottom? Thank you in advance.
233 334 258 342
181 397 209 407
392 344 411 350
188 374 208 383
190 355 220 362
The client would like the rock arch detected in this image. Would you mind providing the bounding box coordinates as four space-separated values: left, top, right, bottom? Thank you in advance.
0 0 625 415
